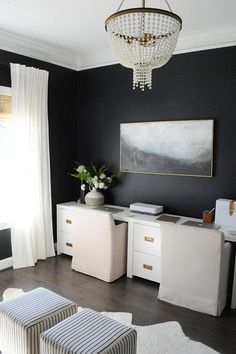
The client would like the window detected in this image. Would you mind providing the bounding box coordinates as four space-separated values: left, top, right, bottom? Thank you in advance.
0 86 11 224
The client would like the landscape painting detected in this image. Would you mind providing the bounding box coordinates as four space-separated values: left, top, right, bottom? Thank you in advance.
120 120 214 177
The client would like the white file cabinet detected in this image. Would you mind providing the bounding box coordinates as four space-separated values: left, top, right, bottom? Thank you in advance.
57 201 162 282
57 204 74 256
128 221 161 283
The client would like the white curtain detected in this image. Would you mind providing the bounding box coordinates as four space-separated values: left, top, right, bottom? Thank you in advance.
10 63 55 269
0 86 11 224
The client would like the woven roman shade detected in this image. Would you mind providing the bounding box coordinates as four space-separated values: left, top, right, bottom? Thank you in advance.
0 95 11 119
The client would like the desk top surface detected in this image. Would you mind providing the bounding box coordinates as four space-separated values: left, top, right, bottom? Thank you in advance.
58 202 236 243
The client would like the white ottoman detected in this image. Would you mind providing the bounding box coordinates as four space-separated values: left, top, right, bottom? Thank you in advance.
0 287 77 354
40 308 137 354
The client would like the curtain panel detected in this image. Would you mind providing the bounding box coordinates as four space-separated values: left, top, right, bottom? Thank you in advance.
10 63 55 269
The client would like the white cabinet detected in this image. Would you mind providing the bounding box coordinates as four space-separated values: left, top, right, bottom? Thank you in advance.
57 205 74 256
129 221 161 283
133 224 161 256
133 252 161 283
57 202 162 282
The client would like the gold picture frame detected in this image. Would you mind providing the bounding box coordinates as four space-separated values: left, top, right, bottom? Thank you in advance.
120 119 214 177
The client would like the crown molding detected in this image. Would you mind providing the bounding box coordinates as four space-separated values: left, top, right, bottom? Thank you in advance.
0 26 235 72
0 28 78 70
76 47 117 71
175 26 236 54
76 26 236 71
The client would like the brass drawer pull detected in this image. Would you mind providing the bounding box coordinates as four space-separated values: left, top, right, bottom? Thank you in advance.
66 219 72 224
143 264 153 271
66 242 73 248
144 236 154 243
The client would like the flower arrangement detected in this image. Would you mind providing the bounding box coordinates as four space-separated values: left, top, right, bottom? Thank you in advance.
70 163 115 191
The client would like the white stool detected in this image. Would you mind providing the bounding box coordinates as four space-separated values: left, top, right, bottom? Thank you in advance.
0 287 77 354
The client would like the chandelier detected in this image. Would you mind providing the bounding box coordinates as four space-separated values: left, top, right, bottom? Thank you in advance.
105 0 182 91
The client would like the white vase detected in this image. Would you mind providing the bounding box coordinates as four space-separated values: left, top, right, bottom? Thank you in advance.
85 188 104 206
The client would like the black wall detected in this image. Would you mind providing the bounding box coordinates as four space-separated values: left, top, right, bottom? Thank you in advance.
77 46 236 218
1 45 236 261
0 229 11 260
0 50 78 259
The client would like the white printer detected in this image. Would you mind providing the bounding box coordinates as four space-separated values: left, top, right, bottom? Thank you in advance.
130 202 163 216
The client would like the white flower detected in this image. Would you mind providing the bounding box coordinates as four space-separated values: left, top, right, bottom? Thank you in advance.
81 184 86 191
76 165 86 173
104 186 108 190
107 177 112 183
92 176 99 186
98 182 105 189
100 173 106 179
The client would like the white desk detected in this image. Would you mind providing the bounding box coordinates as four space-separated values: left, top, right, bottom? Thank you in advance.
220 227 236 309
57 202 236 309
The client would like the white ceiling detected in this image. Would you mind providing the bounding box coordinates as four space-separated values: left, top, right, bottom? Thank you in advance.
0 0 235 70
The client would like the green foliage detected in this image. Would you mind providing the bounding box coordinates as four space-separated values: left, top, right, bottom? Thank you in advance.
70 162 116 190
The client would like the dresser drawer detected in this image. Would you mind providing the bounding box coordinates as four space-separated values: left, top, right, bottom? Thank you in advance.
133 223 161 256
133 251 161 283
57 208 73 234
57 232 74 256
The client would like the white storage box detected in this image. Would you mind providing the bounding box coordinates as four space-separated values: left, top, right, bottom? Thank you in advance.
215 199 236 227
130 202 163 215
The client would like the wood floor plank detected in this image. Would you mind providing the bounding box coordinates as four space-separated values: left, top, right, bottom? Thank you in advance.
0 255 235 354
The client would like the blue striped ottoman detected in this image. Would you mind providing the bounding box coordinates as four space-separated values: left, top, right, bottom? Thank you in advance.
40 308 137 354
0 287 77 354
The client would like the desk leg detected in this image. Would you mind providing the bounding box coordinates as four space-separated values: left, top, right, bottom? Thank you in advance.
127 221 134 278
231 251 236 309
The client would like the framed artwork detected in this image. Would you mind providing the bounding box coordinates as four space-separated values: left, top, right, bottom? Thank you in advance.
120 120 214 177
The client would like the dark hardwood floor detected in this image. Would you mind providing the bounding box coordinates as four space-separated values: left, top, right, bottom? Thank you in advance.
0 255 236 354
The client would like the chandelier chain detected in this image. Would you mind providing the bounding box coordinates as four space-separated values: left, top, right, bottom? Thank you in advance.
117 0 172 12
165 0 173 12
117 0 125 12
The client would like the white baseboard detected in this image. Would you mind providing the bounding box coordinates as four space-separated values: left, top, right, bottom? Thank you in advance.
0 257 13 271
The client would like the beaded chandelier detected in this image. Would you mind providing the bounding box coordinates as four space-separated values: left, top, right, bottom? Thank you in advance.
105 0 182 91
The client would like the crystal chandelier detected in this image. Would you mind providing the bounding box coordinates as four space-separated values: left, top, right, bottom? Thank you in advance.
105 0 182 91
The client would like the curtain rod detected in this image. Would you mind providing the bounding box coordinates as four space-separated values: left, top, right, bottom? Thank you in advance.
0 62 10 67
0 62 22 67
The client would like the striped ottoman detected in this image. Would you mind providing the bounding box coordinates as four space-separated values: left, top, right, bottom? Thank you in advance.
40 308 137 354
0 287 77 354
